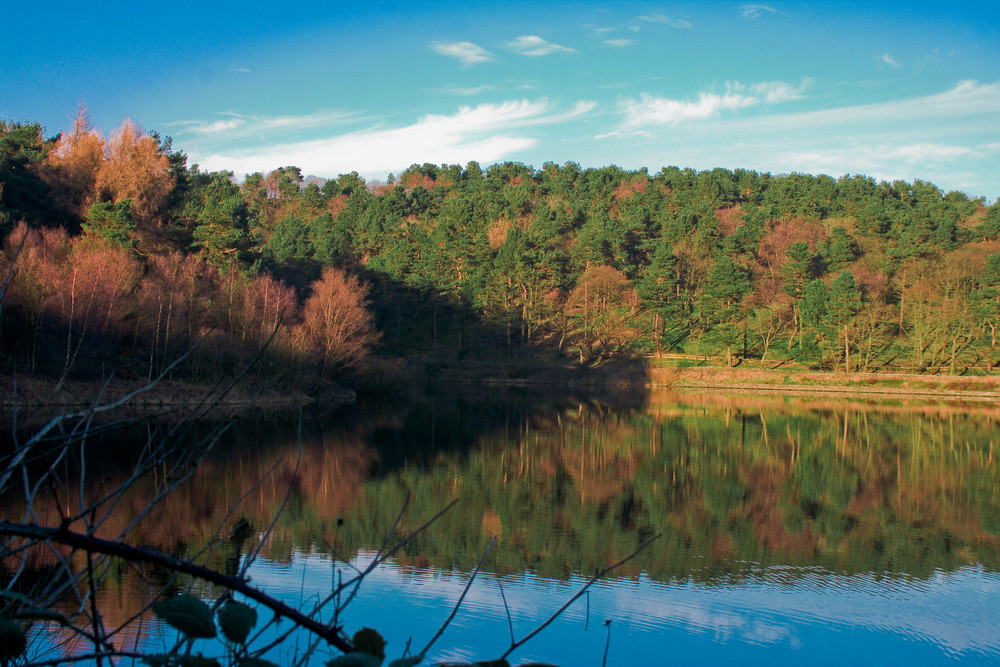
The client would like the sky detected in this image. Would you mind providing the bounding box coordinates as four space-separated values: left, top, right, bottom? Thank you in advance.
3 1 999 200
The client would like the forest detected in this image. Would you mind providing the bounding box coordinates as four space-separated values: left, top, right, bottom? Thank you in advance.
3 109 1000 393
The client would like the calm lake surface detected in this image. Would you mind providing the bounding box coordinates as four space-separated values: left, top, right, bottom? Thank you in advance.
11 387 1000 665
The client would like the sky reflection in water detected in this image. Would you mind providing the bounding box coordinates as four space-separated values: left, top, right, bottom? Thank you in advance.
245 550 1000 666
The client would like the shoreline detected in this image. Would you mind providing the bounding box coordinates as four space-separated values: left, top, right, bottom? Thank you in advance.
0 376 349 412
423 362 1000 403
3 362 998 412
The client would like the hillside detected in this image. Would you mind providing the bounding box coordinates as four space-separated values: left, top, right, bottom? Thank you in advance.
3 113 1000 394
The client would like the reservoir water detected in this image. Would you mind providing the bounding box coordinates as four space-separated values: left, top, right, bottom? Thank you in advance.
6 387 1000 665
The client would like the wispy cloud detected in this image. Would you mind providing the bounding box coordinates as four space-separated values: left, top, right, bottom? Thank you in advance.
439 84 496 96
746 80 1000 129
778 143 976 187
430 41 494 65
737 78 812 103
604 39 634 47
169 110 358 138
610 80 1000 198
739 4 779 19
786 143 972 169
230 67 251 73
192 99 595 178
638 13 694 29
622 91 755 126
506 35 576 56
621 78 810 126
876 52 901 68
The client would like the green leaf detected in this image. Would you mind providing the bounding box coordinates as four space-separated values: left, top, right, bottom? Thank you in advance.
0 618 26 661
352 627 386 660
325 654 383 667
218 601 257 644
387 656 424 667
152 595 217 639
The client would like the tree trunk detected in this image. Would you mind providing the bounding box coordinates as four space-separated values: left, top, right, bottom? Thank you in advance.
843 324 850 374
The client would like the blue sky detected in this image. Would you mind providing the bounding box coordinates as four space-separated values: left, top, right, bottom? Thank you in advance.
4 1 999 200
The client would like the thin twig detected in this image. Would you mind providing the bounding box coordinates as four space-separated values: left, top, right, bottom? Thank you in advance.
0 351 194 495
334 496 457 614
420 535 497 656
499 533 662 660
497 577 515 645
601 619 612 667
0 521 355 654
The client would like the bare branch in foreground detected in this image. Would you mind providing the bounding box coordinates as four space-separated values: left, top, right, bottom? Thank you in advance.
0 521 356 654
499 533 662 661
420 535 498 657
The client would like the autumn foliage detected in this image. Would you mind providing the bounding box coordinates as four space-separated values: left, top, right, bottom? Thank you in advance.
6 107 1000 387
0 222 377 388
296 267 380 371
39 110 172 231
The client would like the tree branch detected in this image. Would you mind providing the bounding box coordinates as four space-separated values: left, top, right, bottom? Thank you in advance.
0 521 356 654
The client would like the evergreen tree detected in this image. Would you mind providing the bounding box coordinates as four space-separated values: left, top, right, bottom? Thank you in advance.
82 199 135 249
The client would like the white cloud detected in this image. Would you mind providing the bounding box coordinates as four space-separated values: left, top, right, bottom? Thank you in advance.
230 67 251 73
622 91 756 126
606 80 1000 198
604 39 634 47
621 78 809 126
192 99 595 178
177 118 244 135
169 110 358 139
877 53 901 68
638 13 694 29
748 78 812 103
430 41 494 65
784 143 973 174
772 142 984 191
439 84 496 96
743 80 1000 130
740 4 779 19
506 35 576 56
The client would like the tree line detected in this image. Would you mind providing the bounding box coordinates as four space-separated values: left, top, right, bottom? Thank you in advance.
4 107 1000 387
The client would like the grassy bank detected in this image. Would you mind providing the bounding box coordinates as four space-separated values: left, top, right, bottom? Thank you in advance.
5 355 999 413
417 355 1000 402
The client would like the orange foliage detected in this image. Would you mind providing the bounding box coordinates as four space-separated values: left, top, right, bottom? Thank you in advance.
3 223 72 321
401 173 436 191
138 252 220 375
611 176 648 202
64 237 142 337
851 264 890 303
714 205 743 236
327 194 349 218
566 265 641 357
487 216 512 250
296 267 380 371
757 217 827 273
41 104 105 219
94 118 172 225
2 224 141 379
221 271 298 350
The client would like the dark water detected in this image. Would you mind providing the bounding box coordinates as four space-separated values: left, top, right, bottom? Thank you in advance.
7 388 1000 665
